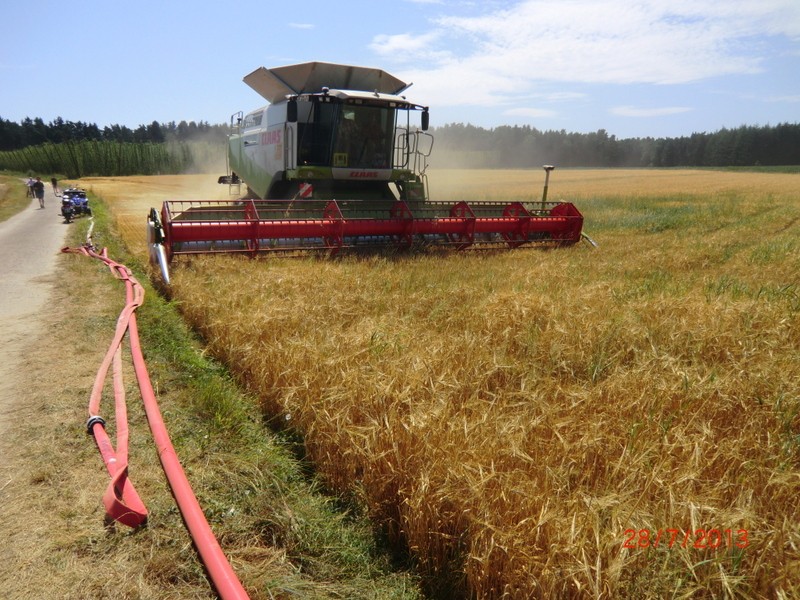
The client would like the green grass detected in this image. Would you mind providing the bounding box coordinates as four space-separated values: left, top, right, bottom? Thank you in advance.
0 173 32 221
711 165 800 174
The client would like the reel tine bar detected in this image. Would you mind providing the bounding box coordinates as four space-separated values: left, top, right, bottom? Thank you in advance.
158 198 583 259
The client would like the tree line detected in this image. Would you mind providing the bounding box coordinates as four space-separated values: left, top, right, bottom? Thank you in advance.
0 116 229 150
1 116 798 170
429 122 800 168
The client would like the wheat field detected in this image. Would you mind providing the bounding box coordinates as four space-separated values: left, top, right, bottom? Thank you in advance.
83 169 800 598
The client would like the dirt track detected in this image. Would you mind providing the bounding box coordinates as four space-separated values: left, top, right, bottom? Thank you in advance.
0 185 67 442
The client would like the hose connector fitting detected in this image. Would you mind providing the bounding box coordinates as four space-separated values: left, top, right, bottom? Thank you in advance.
86 415 107 435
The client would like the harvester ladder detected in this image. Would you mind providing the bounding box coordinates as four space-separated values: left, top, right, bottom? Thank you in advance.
411 131 433 201
393 127 410 169
393 129 433 200
410 131 433 177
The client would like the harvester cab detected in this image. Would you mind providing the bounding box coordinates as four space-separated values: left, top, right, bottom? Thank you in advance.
148 61 585 285
219 62 432 205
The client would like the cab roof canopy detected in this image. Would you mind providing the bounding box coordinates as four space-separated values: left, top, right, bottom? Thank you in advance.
243 62 410 104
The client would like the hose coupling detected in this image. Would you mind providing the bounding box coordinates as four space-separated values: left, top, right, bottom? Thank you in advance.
86 415 107 435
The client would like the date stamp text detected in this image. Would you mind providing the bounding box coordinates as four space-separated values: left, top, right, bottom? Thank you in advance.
622 528 749 550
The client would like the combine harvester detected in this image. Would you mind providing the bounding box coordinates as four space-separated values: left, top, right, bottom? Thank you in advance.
147 62 585 283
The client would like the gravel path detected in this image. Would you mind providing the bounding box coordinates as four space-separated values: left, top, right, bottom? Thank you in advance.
0 185 69 441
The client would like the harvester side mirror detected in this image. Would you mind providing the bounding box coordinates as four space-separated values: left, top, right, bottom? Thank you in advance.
421 108 429 131
287 98 298 123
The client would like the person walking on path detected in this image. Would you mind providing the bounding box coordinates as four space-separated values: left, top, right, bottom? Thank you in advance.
50 177 59 195
26 177 34 198
32 177 46 208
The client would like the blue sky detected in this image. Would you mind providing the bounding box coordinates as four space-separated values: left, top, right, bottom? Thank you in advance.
2 0 799 139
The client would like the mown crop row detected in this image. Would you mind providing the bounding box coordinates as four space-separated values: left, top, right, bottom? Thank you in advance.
0 140 223 178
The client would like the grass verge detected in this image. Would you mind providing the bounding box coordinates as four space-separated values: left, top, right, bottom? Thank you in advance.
0 172 32 221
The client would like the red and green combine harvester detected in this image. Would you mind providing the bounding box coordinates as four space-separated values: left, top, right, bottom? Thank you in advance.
147 62 585 283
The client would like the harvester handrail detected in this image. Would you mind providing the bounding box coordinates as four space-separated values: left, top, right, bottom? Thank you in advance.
393 127 410 169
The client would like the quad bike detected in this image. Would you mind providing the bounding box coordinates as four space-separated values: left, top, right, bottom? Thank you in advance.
59 187 92 223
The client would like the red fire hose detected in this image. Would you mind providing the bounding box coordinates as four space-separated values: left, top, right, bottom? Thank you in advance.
62 242 250 600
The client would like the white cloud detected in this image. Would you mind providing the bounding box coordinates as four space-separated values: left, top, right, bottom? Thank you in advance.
289 23 314 29
372 0 800 109
611 106 693 117
370 32 449 63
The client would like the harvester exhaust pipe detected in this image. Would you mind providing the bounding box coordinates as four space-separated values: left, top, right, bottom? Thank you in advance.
541 165 555 212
